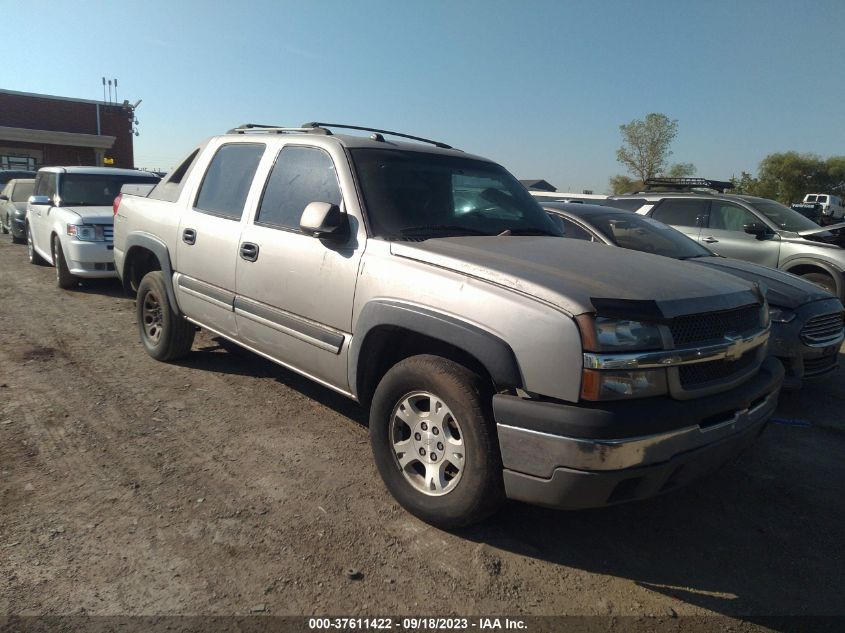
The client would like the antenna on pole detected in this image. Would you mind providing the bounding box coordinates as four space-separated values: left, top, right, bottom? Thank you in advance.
102 77 106 102
107 79 112 103
113 78 118 103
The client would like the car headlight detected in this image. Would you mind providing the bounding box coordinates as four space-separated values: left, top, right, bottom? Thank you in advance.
578 315 664 352
66 224 104 241
580 368 668 401
768 306 795 323
576 314 668 400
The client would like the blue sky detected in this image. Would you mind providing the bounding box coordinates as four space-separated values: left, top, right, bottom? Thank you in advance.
4 0 844 193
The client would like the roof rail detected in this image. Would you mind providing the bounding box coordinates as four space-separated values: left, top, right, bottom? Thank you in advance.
641 177 734 193
227 123 333 135
302 122 454 149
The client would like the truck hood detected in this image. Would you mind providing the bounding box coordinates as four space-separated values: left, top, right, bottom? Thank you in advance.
60 205 114 224
390 237 762 318
690 256 831 309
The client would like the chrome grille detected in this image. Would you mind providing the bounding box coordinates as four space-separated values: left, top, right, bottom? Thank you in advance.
670 305 760 346
678 350 759 388
102 225 114 242
801 312 844 347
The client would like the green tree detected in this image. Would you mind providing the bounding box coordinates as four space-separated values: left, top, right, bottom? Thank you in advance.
608 174 642 195
757 152 824 203
616 113 679 182
662 162 696 178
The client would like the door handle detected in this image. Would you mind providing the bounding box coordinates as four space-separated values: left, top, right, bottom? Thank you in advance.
239 242 259 262
182 228 196 245
702 236 719 243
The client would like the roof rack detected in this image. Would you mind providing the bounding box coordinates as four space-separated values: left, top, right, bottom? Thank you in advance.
227 123 333 135
227 122 456 150
302 122 454 149
641 177 734 193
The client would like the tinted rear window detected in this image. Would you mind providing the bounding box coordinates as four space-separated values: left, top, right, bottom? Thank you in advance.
59 174 160 206
651 199 709 227
195 143 265 220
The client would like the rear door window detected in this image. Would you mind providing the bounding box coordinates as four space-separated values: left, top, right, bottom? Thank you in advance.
195 143 265 220
651 199 708 227
707 201 759 231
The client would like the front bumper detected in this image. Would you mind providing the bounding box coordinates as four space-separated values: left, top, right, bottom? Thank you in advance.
10 214 25 238
64 239 118 278
495 355 784 509
768 298 843 388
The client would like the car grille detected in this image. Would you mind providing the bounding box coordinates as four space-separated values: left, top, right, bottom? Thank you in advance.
801 312 844 347
670 304 760 346
102 225 114 242
803 354 838 376
678 350 759 388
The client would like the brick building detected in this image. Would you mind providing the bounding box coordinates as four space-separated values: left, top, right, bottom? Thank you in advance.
0 89 136 170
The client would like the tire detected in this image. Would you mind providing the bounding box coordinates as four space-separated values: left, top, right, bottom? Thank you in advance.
369 354 504 529
52 237 78 289
26 224 46 265
136 271 195 361
801 272 838 297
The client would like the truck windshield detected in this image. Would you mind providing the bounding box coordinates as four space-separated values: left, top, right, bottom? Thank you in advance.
749 200 822 233
583 211 712 259
59 174 160 207
350 149 561 239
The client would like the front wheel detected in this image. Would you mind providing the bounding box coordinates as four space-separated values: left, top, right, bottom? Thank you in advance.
801 272 838 297
369 354 504 529
136 271 195 361
53 237 78 289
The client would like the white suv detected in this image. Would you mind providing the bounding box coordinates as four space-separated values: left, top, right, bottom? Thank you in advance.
803 194 843 220
26 167 160 288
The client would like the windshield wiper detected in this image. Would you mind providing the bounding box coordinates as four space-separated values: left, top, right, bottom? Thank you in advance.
399 225 490 238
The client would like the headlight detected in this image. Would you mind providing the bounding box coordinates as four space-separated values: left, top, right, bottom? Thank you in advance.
67 224 104 241
768 306 795 323
580 368 667 401
576 314 668 400
577 315 663 352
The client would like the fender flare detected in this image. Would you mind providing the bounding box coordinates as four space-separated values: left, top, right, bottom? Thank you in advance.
123 232 180 313
349 300 523 399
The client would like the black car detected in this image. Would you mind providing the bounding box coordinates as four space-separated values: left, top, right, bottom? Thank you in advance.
544 201 845 388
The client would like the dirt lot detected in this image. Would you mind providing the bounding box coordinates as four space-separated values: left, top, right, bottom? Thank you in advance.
1 236 844 625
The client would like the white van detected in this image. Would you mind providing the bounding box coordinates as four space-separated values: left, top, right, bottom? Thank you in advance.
803 194 843 219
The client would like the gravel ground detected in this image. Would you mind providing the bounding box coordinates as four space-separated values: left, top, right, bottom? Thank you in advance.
1 236 843 626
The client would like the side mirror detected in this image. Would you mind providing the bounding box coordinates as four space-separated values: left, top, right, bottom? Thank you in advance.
28 195 51 206
744 222 769 239
299 202 348 240
0 194 8 201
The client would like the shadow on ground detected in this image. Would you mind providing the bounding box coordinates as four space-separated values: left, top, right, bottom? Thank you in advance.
175 336 367 425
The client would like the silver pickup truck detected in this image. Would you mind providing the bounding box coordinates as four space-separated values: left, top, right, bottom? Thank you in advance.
113 123 784 528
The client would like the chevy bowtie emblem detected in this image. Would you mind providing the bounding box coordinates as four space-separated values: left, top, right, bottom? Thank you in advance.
723 333 744 361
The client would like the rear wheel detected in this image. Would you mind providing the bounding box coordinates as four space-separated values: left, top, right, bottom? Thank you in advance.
26 224 46 265
52 237 78 289
136 271 195 361
801 272 838 297
369 354 504 529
